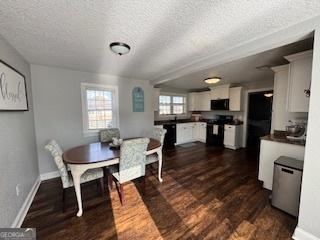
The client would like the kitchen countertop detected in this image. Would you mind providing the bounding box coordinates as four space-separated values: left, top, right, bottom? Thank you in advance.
261 134 305 146
154 119 206 125
154 119 243 126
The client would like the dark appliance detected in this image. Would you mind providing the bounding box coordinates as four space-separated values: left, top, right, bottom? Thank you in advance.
211 99 229 110
206 115 233 146
163 123 176 150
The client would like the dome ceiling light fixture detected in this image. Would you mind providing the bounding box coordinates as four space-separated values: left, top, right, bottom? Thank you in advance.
264 93 273 98
204 77 221 84
109 42 131 55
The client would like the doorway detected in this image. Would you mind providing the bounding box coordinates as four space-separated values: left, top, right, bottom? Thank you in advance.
246 90 273 156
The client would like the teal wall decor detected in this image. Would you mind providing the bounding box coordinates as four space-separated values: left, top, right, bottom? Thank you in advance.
132 87 144 112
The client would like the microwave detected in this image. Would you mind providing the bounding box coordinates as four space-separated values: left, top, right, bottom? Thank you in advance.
211 99 229 110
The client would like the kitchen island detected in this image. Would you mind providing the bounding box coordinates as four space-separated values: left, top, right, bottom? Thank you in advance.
258 134 305 190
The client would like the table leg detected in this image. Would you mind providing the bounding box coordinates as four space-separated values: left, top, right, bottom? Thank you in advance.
69 165 86 217
157 149 163 183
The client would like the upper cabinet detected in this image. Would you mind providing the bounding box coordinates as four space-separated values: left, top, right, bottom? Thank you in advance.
198 91 211 111
271 65 290 132
188 92 198 111
188 84 242 112
209 84 230 100
284 50 313 112
229 87 242 111
188 91 211 111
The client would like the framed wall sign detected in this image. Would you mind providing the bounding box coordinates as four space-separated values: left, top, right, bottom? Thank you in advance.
0 60 28 111
132 87 144 112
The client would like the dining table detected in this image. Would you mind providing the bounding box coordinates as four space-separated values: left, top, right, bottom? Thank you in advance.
63 138 162 217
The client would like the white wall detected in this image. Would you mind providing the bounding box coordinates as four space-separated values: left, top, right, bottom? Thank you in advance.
0 36 39 227
31 65 154 175
294 28 320 239
154 87 190 121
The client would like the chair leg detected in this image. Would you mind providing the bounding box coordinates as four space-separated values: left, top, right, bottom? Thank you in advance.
140 176 146 195
99 177 105 196
62 188 67 212
108 174 113 190
119 184 124 205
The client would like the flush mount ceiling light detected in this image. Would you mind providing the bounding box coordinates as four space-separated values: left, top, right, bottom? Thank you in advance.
204 77 221 84
264 93 273 97
109 42 131 55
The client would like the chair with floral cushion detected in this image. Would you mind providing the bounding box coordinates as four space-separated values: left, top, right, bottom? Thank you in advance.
45 140 104 212
145 128 167 181
99 128 120 143
108 138 150 205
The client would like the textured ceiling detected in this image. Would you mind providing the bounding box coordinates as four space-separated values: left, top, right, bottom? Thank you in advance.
0 0 319 81
157 38 314 90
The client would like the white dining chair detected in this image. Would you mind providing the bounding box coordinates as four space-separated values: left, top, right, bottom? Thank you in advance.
99 128 120 143
146 127 166 165
45 139 104 212
108 138 150 205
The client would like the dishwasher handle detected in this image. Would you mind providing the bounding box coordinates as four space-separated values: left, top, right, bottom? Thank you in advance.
281 168 294 174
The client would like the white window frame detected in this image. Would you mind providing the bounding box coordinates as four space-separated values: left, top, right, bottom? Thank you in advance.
81 83 119 137
159 92 187 115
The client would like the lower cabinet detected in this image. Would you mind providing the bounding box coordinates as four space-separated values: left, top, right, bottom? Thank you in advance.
223 124 242 150
176 122 207 144
197 122 207 142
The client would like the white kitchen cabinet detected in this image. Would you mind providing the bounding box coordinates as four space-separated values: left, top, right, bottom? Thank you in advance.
188 92 198 111
198 91 211 111
209 84 230 100
270 64 308 133
176 124 185 144
188 91 210 111
185 124 193 142
197 122 207 142
153 88 161 111
188 85 230 111
223 124 242 150
284 50 313 112
176 122 207 144
193 122 200 140
177 123 193 144
229 87 242 111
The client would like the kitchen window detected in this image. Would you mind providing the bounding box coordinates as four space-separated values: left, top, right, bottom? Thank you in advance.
81 83 119 136
159 94 186 115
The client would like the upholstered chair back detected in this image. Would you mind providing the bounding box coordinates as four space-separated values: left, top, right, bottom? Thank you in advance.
118 138 150 183
152 128 167 150
44 140 70 188
100 128 120 143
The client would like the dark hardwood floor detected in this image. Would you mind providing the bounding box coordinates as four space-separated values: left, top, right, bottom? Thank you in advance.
22 142 297 239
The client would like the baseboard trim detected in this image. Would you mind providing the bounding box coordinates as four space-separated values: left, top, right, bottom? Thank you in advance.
40 171 59 181
11 177 41 228
293 227 320 240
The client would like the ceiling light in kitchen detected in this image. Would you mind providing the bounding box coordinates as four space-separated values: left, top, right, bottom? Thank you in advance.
109 42 131 55
264 93 273 97
204 77 221 84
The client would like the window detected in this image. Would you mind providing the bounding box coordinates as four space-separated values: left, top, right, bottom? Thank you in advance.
159 94 186 115
81 83 119 136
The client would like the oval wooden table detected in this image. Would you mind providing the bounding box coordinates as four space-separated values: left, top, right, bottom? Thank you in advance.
63 138 162 217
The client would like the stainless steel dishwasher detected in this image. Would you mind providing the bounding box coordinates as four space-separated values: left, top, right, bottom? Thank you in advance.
271 156 304 217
